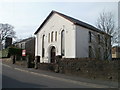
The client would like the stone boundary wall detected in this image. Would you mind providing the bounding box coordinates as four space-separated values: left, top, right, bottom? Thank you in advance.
2 58 119 81
38 58 119 81
56 58 119 81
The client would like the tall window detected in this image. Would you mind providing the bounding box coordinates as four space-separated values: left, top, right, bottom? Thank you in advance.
61 30 65 56
51 31 54 42
89 46 92 58
48 33 50 43
21 43 25 49
104 48 108 59
42 35 45 57
105 37 107 47
21 44 23 49
55 31 57 41
98 47 101 59
89 31 92 43
98 34 100 44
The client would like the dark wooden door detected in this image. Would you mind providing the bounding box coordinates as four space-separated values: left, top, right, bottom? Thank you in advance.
51 47 56 63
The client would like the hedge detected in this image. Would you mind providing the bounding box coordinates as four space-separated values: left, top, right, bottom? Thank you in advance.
9 47 22 56
0 47 22 58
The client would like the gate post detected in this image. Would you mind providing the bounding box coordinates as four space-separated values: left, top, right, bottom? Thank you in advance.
34 56 40 69
54 55 62 73
26 55 31 68
11 55 16 64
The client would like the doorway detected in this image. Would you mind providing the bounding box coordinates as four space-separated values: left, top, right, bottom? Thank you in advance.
50 46 56 63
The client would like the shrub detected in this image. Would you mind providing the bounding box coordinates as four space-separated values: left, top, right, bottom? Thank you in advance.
0 47 22 58
9 47 22 56
0 48 9 58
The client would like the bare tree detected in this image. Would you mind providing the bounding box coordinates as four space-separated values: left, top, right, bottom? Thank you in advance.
96 11 117 46
90 31 111 60
0 23 16 44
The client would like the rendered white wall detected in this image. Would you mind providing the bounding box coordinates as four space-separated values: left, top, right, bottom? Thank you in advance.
35 13 112 62
75 25 89 58
35 13 76 63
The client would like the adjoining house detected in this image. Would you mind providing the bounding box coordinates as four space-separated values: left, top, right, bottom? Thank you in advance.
14 37 35 60
112 46 120 58
34 10 112 63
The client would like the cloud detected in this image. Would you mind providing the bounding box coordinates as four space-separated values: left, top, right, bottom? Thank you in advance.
15 25 37 39
0 2 118 39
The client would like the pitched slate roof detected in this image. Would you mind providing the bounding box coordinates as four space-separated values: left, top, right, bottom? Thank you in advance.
34 10 110 36
13 37 35 44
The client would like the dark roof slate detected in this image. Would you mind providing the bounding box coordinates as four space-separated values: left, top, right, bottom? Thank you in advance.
13 37 35 44
34 10 110 36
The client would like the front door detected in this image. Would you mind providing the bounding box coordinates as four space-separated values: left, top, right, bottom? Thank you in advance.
50 46 56 63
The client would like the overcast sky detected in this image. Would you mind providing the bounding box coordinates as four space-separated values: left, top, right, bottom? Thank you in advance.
0 1 118 40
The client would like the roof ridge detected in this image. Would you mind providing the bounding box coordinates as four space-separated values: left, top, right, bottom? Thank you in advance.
34 10 111 36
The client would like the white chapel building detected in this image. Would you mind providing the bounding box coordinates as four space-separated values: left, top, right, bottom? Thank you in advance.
34 10 111 63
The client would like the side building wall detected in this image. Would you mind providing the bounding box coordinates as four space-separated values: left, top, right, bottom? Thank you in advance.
75 25 112 60
75 25 89 58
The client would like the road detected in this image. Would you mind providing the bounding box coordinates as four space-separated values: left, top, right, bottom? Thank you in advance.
2 63 118 88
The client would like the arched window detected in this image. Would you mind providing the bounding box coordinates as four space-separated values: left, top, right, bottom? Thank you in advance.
61 30 65 56
55 31 57 41
42 35 45 57
89 31 92 43
48 33 50 43
51 31 54 42
89 46 92 58
98 34 100 44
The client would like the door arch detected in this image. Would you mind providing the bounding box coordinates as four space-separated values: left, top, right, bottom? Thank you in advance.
50 46 56 63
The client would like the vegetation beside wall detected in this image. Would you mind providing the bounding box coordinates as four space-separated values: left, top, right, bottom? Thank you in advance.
0 47 22 58
9 47 22 56
0 48 9 58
